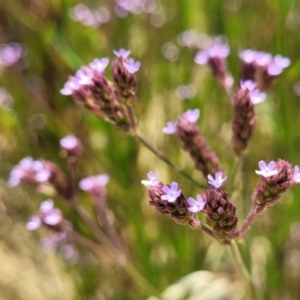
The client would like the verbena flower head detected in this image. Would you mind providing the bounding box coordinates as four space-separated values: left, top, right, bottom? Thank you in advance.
113 48 131 58
293 166 300 183
183 109 200 123
7 157 41 187
79 174 110 193
161 182 181 203
207 172 227 188
141 171 159 187
123 58 141 74
162 121 177 134
255 160 279 177
187 195 206 213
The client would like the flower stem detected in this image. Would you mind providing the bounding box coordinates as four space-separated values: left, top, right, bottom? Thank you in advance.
228 240 262 300
237 207 258 241
136 132 205 189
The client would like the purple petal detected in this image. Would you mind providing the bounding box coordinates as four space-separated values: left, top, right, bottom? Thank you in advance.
26 215 41 231
39 199 54 213
258 160 267 170
60 135 78 150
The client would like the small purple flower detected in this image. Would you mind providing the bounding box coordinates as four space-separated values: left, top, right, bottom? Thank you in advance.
39 199 62 226
123 58 141 74
187 195 206 213
89 58 110 72
293 166 300 183
7 157 38 187
34 161 51 182
240 80 256 91
239 49 257 64
162 121 177 134
273 55 290 69
255 51 272 67
194 43 229 65
76 69 94 85
255 160 279 177
60 135 79 150
161 182 181 202
79 174 110 192
207 172 227 188
249 89 266 104
0 43 22 67
141 171 159 187
60 78 80 95
26 215 42 231
183 109 200 123
113 48 131 58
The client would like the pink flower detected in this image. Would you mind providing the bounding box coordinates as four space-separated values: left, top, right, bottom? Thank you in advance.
162 121 177 134
141 171 159 187
183 109 200 123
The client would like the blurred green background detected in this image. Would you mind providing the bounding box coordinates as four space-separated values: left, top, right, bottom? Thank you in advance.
1 0 300 299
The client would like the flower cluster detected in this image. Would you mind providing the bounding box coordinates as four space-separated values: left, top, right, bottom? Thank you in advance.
26 199 78 262
114 0 158 18
69 4 111 28
61 49 140 131
163 109 222 177
231 80 266 156
253 159 297 212
239 49 290 89
194 39 233 88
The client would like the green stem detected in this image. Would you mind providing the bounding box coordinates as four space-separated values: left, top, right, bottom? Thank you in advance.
237 207 258 241
136 132 205 189
228 240 262 300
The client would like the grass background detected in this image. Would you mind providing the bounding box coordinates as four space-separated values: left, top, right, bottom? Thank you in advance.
0 0 300 299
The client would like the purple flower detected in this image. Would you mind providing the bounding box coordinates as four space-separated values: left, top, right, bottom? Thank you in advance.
7 157 39 187
123 58 141 74
39 199 62 226
161 182 181 202
249 89 266 104
0 43 22 67
113 48 131 58
187 195 205 213
255 160 279 177
162 121 177 134
34 161 51 182
60 78 80 95
293 166 300 183
239 49 257 64
26 199 62 231
240 80 266 104
240 80 256 91
207 172 227 188
194 43 230 65
60 135 79 150
76 69 94 85
273 55 290 69
141 171 159 187
89 58 110 72
183 109 200 123
26 215 42 231
255 51 272 67
79 174 110 192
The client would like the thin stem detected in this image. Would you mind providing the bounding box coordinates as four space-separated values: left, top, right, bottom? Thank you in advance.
228 240 262 300
237 207 258 241
94 194 123 252
136 132 205 189
197 222 222 243
126 106 138 134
